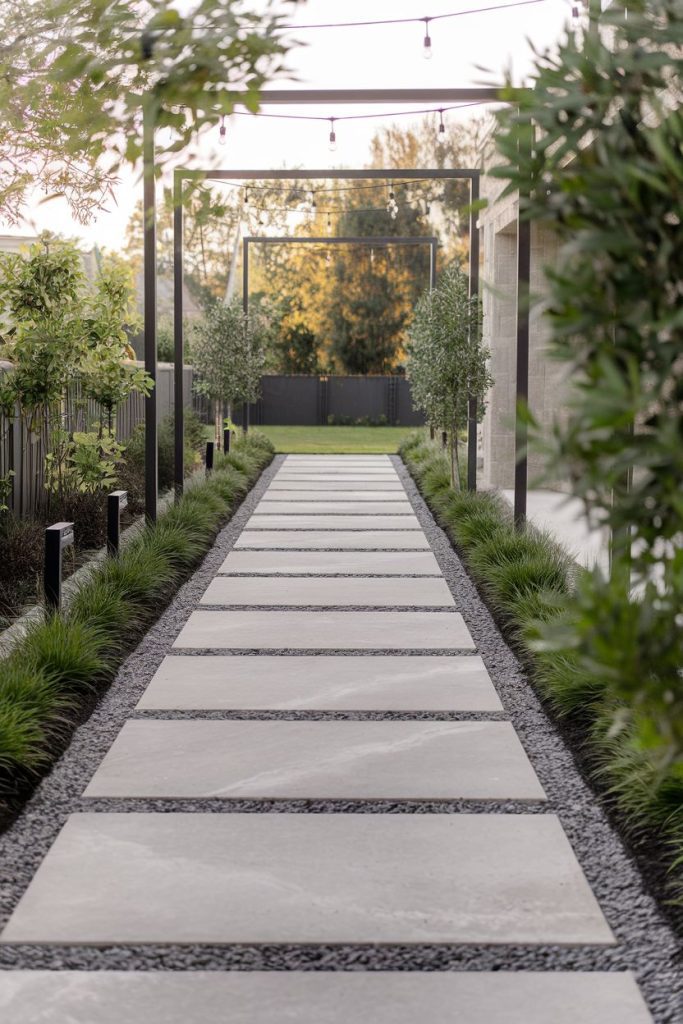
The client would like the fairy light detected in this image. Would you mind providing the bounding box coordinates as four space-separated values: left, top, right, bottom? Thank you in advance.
218 115 227 146
422 17 433 59
437 110 446 146
387 182 399 220
328 118 337 152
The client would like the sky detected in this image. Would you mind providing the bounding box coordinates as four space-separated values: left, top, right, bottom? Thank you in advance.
5 0 572 252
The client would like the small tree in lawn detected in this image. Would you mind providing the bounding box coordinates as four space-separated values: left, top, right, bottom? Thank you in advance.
407 262 490 488
192 298 266 439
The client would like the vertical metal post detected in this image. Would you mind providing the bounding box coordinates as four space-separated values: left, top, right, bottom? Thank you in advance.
514 129 533 530
173 171 184 496
429 239 437 290
223 427 231 453
44 522 74 611
242 239 250 434
205 440 215 473
467 173 481 492
107 490 128 556
143 96 158 522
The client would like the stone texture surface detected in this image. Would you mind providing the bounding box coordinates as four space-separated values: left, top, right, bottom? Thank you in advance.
173 610 475 650
261 490 409 501
246 515 422 531
1 813 615 945
137 654 503 711
199 576 454 607
0 971 654 1024
234 532 430 549
217 550 442 575
84 720 544 800
255 501 414 514
267 480 405 491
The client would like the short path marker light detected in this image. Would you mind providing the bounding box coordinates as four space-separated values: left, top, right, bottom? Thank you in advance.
44 522 75 611
223 427 231 453
205 440 215 473
107 490 128 557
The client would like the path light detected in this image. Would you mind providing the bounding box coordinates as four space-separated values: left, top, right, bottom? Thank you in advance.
205 441 215 474
422 17 433 59
44 522 74 611
107 490 128 557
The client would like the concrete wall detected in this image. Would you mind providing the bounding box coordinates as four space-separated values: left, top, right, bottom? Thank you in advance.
478 142 568 490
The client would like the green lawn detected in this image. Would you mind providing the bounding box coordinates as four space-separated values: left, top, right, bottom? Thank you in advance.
251 425 420 454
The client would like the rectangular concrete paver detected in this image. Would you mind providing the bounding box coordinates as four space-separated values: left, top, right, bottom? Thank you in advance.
255 501 414 514
84 720 545 801
200 576 454 607
267 480 405 491
273 474 399 483
1 813 614 945
217 550 442 575
261 490 409 501
246 514 421 530
0 971 654 1024
137 655 504 711
173 610 475 650
235 531 430 549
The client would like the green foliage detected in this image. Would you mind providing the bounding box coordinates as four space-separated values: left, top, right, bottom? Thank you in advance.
0 0 294 224
407 262 490 487
277 323 321 374
0 433 273 792
192 298 266 409
401 431 683 895
493 0 683 770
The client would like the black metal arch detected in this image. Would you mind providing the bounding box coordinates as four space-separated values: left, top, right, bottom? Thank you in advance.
142 89 528 526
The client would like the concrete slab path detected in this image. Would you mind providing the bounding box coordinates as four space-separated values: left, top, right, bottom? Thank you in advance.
0 455 664 1021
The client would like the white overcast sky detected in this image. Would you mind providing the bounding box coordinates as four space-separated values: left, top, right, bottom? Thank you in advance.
7 0 572 250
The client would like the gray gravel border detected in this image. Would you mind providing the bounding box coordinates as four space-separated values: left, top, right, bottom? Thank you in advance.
0 452 680 1023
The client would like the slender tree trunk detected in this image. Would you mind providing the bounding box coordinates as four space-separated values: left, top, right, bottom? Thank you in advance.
450 426 461 491
214 399 222 446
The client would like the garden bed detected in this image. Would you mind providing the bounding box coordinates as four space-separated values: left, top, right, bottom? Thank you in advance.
0 432 274 829
401 431 683 926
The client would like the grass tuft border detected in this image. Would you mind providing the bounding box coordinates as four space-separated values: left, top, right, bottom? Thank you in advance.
0 432 274 822
400 431 682 916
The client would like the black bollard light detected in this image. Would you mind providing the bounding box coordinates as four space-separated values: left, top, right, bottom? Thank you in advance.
107 490 128 556
205 440 215 473
44 521 75 611
223 427 231 454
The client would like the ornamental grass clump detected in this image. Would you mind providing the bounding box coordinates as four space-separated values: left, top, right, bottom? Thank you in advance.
0 435 274 804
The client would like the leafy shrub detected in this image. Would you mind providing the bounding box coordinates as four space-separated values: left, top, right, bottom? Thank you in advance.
0 516 44 621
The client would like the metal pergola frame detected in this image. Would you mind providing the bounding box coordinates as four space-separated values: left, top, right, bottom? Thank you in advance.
239 234 440 435
144 88 529 525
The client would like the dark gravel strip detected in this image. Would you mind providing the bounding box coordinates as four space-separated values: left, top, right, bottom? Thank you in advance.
168 647 478 657
75 798 548 816
0 451 680 1022
129 710 508 722
195 605 459 613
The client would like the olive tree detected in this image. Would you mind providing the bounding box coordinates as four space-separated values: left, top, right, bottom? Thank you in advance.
192 298 266 437
407 262 490 487
493 0 683 767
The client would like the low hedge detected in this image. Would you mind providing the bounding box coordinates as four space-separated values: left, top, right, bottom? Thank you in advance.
401 431 683 902
0 431 274 814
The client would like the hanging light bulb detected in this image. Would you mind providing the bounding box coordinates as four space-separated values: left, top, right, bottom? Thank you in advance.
327 212 332 232
218 115 227 146
325 251 332 266
422 17 433 60
437 110 446 146
328 118 337 152
386 182 399 220
244 188 250 210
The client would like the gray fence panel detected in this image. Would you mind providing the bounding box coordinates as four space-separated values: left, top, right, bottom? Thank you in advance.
259 376 320 425
327 376 389 423
396 378 425 426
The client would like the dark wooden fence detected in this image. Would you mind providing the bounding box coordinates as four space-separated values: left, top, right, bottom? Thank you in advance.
240 375 424 427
